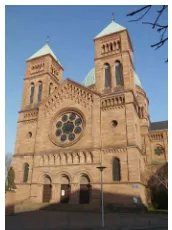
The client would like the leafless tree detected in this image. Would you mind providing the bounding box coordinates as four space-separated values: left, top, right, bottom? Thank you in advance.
127 5 168 62
147 163 168 190
5 153 12 183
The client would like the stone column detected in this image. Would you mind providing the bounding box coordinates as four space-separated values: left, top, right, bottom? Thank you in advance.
37 184 43 203
52 183 61 203
111 63 115 88
69 183 80 204
50 184 56 203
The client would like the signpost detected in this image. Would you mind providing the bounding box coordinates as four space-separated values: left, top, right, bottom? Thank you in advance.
96 165 106 228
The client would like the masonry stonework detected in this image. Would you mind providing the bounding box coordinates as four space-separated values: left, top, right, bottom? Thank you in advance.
8 20 168 209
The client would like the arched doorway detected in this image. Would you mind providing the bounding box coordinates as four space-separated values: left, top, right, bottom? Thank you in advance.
79 175 91 204
42 175 52 203
60 175 71 203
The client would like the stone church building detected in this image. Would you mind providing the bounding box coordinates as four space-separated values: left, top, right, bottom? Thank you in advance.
10 19 168 208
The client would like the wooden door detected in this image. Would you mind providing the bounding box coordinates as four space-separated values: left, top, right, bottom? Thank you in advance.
43 184 52 203
79 184 90 204
60 184 71 203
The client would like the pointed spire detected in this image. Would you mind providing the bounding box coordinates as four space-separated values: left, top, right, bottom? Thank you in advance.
112 12 115 21
27 42 62 67
94 19 126 39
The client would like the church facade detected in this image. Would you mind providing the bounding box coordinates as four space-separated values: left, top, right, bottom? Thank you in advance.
10 20 168 208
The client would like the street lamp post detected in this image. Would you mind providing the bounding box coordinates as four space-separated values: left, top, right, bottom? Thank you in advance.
96 165 106 228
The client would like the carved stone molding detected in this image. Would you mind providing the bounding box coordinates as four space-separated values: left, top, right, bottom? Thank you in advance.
44 81 94 117
13 152 34 157
21 119 37 124
18 108 39 123
149 133 163 141
34 151 94 167
103 147 127 154
30 62 45 76
101 94 125 111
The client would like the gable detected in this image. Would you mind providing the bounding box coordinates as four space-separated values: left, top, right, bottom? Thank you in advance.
43 78 100 118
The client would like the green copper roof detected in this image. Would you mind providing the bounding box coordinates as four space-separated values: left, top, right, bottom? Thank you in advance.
95 21 126 39
82 68 143 89
27 43 61 65
134 72 142 89
82 68 95 86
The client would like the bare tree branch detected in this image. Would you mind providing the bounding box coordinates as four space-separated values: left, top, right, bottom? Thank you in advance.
160 27 167 40
153 5 168 28
142 22 168 28
128 6 151 22
147 163 168 190
151 37 168 50
127 5 152 16
127 5 168 62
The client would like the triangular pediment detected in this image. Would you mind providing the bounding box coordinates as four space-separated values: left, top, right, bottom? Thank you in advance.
43 78 100 117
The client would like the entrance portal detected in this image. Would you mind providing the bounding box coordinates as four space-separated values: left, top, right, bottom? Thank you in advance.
79 175 91 204
42 175 52 203
60 175 71 203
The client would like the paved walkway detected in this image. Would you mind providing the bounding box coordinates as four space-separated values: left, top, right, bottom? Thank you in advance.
6 211 168 230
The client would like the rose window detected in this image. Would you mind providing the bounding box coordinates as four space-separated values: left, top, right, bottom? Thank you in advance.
50 111 84 147
154 146 164 156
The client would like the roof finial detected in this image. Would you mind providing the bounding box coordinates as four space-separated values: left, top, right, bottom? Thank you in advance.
46 36 49 44
112 12 115 21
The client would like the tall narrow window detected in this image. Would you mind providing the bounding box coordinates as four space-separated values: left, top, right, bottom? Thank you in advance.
49 83 53 95
23 163 29 183
30 83 35 104
112 158 121 181
104 63 111 88
115 61 123 86
37 81 43 103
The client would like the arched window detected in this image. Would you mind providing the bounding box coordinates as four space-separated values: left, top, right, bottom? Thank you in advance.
49 83 53 95
106 44 109 52
37 81 43 103
29 83 35 104
115 61 123 86
104 63 111 88
112 158 121 181
23 163 29 183
110 43 113 51
102 45 105 53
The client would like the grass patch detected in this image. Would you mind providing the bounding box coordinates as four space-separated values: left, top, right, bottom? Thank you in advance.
149 208 168 213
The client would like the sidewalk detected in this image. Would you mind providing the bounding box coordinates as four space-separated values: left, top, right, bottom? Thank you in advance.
5 210 168 230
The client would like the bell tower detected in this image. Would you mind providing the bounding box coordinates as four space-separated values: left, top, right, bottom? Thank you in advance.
21 42 64 111
94 18 135 94
13 42 63 156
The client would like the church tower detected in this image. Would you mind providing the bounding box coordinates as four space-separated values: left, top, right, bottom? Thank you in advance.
21 42 63 111
94 18 135 94
12 43 64 195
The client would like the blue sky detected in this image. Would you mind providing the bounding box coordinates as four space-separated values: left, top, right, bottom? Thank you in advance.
5 5 168 153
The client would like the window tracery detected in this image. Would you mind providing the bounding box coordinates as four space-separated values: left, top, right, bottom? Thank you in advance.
51 111 84 147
